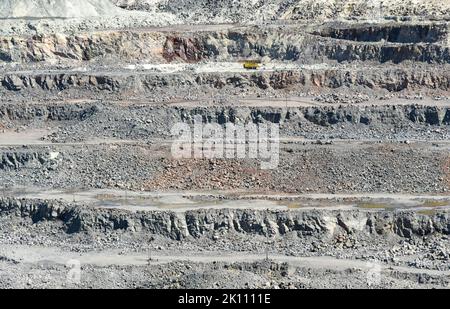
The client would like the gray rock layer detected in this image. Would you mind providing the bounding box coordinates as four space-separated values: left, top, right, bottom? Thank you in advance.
1 198 449 240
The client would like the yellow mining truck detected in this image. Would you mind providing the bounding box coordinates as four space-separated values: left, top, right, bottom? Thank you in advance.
243 60 261 70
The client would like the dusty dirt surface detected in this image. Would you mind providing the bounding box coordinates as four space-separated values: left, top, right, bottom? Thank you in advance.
0 0 450 289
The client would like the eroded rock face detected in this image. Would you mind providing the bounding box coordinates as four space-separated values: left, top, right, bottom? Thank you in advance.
0 31 166 63
0 198 448 239
0 152 60 170
163 36 206 62
315 24 448 44
0 104 98 121
1 66 449 97
1 23 448 64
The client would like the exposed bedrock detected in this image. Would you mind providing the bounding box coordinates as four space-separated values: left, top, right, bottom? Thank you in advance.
0 198 449 240
0 23 448 64
197 27 450 64
1 67 449 95
169 104 450 127
0 152 60 171
0 104 98 121
0 31 166 63
2 103 450 130
2 103 450 147
315 24 448 44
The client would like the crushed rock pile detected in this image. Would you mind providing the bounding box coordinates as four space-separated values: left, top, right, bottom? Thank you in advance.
0 0 123 18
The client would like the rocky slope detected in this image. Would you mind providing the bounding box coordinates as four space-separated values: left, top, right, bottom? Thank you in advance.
114 0 450 23
0 0 123 18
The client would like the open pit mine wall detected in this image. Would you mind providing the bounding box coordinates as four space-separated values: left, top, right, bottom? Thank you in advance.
1 103 450 128
1 67 450 94
1 198 449 240
0 24 449 64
